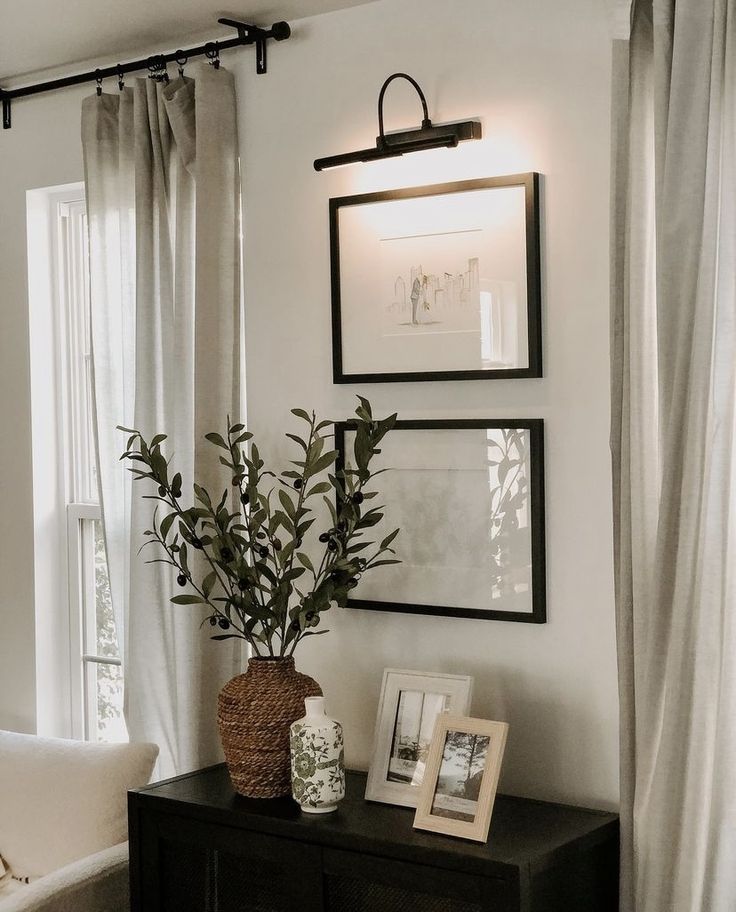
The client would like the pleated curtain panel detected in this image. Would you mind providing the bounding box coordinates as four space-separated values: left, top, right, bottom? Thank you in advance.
81 65 242 777
611 0 736 909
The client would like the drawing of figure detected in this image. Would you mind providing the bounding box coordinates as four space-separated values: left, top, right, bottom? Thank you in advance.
410 275 421 324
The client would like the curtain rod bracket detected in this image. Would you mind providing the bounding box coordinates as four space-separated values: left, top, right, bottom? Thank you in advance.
217 18 291 74
1 92 10 129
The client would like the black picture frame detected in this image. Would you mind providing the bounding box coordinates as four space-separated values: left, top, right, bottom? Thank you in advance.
334 418 546 623
330 173 542 384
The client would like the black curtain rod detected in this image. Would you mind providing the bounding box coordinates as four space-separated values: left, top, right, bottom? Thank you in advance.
0 17 291 129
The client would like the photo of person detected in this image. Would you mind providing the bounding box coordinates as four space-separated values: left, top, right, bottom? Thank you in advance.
429 730 491 822
386 690 449 786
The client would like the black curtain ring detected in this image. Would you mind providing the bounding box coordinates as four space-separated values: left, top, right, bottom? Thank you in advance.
147 55 169 83
117 67 125 91
205 42 221 69
175 52 188 77
95 70 103 96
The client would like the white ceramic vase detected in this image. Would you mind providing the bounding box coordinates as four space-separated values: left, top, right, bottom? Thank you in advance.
289 696 345 814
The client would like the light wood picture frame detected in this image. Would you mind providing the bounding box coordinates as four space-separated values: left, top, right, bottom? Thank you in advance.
413 714 508 843
365 669 473 808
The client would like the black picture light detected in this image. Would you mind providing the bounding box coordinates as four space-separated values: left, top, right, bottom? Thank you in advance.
313 72 482 171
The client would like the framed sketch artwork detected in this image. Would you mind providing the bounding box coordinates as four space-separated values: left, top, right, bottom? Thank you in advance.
335 418 546 623
414 714 508 843
329 174 541 383
365 669 473 808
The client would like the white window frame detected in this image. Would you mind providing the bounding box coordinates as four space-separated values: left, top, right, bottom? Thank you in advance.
28 184 123 741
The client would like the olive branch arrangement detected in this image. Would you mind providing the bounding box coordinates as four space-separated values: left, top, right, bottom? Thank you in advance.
119 397 400 657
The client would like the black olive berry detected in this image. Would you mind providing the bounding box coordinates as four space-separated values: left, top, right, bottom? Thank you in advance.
240 493 249 505
209 617 217 626
352 492 364 504
256 531 266 540
273 539 282 551
305 611 315 621
238 578 248 591
259 546 269 558
158 486 167 497
218 618 230 629
290 620 300 631
221 548 233 562
176 573 187 586
293 479 303 490
347 579 358 589
319 532 330 543
171 544 179 553
327 539 338 551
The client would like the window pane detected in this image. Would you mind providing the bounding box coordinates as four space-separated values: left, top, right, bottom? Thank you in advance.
93 519 118 658
86 659 127 743
60 200 97 505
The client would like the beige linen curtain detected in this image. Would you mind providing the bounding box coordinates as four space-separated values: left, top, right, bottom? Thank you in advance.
611 0 736 909
81 65 242 776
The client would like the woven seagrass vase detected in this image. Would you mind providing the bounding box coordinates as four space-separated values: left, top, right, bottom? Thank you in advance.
218 656 322 798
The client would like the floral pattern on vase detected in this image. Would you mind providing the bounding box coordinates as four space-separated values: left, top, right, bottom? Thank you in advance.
290 696 345 814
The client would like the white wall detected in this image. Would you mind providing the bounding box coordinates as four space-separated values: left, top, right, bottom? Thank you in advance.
0 86 90 733
0 0 618 807
234 0 618 808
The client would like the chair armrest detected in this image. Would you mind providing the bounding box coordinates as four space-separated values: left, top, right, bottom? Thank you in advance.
0 842 129 912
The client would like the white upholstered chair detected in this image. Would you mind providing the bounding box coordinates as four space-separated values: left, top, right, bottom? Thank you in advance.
0 730 158 912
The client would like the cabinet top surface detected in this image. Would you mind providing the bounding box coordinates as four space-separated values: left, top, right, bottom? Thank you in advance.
131 765 618 873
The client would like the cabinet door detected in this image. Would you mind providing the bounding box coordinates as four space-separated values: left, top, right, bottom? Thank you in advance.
323 849 510 912
135 810 323 912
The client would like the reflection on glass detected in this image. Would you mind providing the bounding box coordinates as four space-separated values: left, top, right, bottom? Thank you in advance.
486 429 531 601
479 282 520 367
430 731 490 822
387 690 448 787
345 426 535 614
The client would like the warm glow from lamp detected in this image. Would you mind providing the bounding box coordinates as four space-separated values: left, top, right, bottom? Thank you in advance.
338 130 532 195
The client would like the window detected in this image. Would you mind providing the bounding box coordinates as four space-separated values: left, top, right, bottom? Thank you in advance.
29 187 125 742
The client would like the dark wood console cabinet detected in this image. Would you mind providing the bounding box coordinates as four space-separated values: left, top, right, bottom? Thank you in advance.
129 765 618 912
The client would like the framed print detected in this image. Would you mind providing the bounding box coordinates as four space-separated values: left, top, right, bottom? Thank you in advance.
335 418 546 623
365 669 473 808
414 714 508 843
329 173 541 383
